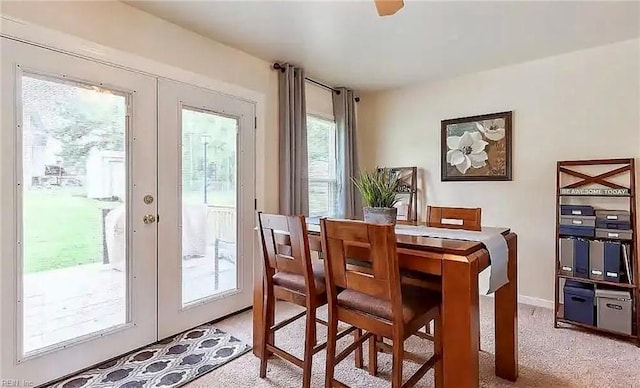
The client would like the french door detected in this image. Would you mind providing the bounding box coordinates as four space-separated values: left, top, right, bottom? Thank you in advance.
0 38 256 386
0 37 158 385
157 80 255 338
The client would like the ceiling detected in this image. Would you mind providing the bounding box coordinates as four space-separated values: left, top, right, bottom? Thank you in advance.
126 1 639 91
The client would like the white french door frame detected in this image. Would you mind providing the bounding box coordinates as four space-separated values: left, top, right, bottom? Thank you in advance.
0 18 264 386
0 37 158 385
157 79 256 339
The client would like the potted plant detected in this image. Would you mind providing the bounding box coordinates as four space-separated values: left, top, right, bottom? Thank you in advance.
352 168 399 224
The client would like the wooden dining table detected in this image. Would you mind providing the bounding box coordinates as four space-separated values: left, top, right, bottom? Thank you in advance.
252 222 518 387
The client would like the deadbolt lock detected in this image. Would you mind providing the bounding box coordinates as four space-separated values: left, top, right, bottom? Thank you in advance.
143 195 154 204
143 214 157 224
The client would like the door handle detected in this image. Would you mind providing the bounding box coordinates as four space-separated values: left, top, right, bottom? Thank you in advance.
143 214 157 224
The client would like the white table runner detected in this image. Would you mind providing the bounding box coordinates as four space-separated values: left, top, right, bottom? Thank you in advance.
395 224 510 293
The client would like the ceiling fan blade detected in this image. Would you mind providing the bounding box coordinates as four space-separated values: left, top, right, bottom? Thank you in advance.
374 0 404 16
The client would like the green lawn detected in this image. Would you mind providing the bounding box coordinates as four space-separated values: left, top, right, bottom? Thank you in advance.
23 189 119 273
23 187 236 273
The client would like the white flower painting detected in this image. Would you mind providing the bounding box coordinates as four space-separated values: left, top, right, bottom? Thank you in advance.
441 112 512 181
446 131 488 174
475 119 506 141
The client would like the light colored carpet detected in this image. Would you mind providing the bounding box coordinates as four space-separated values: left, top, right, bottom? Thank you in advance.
185 297 640 387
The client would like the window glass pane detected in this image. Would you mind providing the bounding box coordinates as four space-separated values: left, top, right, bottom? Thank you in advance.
181 108 238 305
21 74 128 354
307 116 337 218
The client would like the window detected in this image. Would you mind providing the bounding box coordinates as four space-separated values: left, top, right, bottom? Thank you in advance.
307 115 337 217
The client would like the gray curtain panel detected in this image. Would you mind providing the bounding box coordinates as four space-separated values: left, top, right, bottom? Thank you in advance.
333 87 360 219
278 64 309 216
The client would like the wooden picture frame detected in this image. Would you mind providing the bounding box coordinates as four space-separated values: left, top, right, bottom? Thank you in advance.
441 111 512 181
377 166 418 222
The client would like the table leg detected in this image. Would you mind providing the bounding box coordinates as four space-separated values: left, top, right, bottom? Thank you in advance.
442 254 480 388
253 276 264 357
495 234 519 381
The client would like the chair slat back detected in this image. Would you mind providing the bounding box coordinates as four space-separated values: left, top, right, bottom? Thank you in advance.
426 206 482 231
258 212 311 280
321 219 402 306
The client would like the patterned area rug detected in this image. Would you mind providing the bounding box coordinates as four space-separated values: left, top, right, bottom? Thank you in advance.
49 324 251 388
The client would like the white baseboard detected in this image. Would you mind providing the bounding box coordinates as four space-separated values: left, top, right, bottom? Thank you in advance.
517 295 554 310
483 293 554 310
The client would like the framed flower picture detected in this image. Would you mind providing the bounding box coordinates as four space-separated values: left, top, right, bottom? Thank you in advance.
441 111 512 181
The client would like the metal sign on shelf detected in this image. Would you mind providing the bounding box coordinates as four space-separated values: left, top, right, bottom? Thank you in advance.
559 188 630 196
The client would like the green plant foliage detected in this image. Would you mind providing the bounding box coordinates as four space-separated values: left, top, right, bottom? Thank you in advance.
351 168 399 208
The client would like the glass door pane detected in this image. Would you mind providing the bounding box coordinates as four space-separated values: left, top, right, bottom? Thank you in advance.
21 74 128 354
181 107 238 306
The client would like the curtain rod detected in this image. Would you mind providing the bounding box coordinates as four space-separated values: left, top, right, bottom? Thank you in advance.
272 63 360 102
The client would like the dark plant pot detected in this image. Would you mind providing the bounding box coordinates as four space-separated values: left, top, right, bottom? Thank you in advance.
363 207 397 225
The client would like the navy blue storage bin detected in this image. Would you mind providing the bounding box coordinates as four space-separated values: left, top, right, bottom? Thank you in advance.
595 219 631 230
603 241 622 283
573 239 590 279
563 281 595 325
561 205 595 216
559 225 595 238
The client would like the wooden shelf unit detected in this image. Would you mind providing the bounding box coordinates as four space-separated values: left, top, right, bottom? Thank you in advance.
557 274 636 289
554 158 639 346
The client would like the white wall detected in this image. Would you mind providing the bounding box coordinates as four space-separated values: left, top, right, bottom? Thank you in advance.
358 39 640 304
0 0 280 213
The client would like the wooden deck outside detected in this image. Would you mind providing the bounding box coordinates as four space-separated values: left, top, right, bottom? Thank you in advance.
23 246 236 354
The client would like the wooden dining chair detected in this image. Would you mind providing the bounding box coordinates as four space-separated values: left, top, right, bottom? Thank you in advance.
321 219 442 388
406 206 482 292
423 205 483 340
257 212 358 388
426 205 482 231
